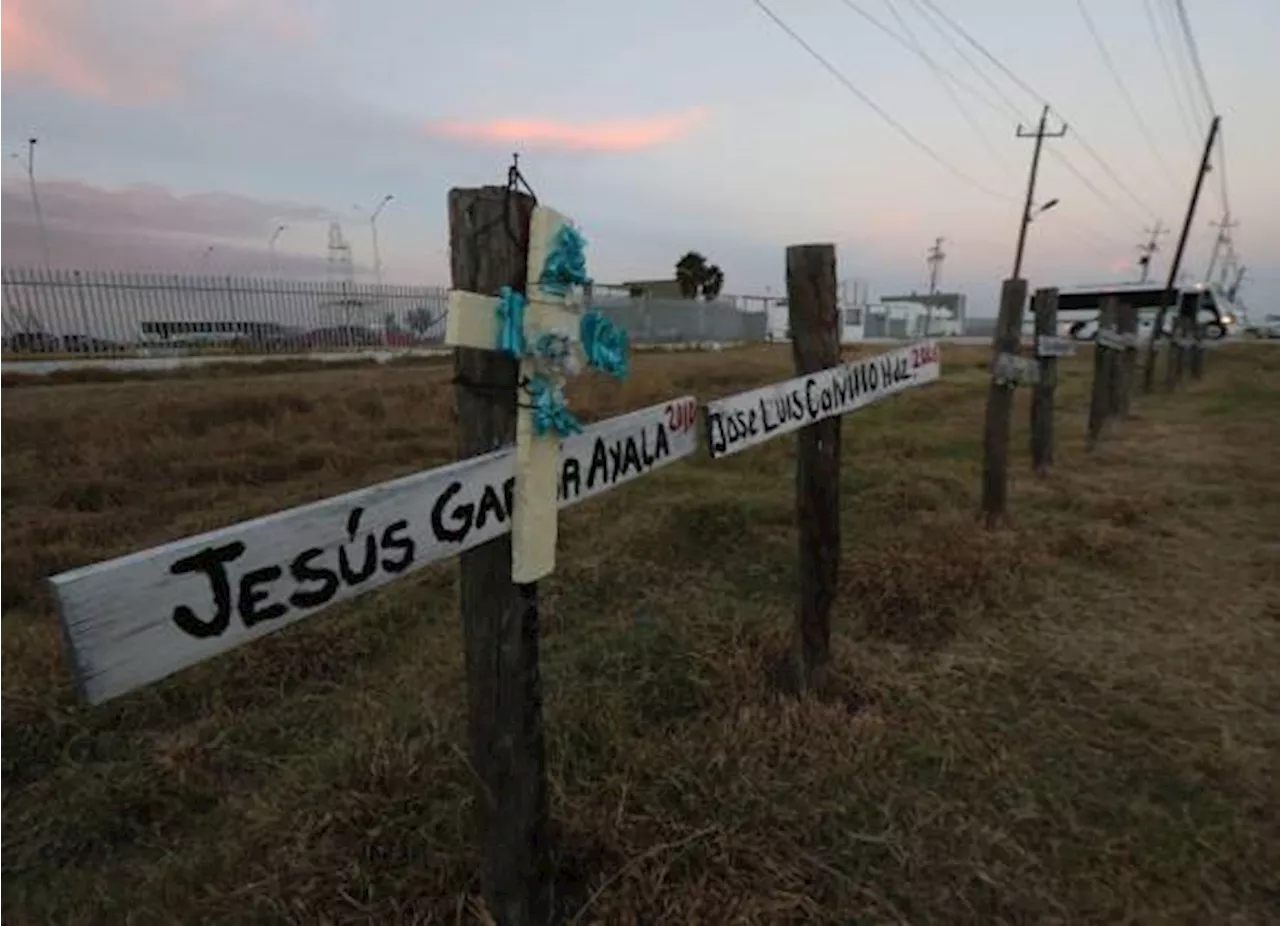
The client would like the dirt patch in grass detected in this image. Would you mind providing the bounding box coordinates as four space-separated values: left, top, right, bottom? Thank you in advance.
3 344 1279 923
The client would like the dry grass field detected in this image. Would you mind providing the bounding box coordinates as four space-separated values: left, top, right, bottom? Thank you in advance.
3 343 1278 924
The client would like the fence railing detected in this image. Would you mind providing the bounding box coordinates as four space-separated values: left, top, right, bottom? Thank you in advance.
1 268 450 356
1 268 779 359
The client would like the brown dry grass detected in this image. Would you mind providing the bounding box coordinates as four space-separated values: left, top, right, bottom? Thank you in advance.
3 343 1279 924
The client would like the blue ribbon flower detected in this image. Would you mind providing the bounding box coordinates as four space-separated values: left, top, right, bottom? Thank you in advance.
580 310 630 381
539 224 591 295
526 373 583 438
494 285 527 357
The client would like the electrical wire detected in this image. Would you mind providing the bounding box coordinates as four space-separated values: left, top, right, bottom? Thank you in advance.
912 0 1163 222
866 0 1151 231
1167 0 1231 220
843 0 1149 244
1143 0 1201 148
749 0 1013 201
836 0 1014 172
900 0 1027 122
1170 0 1217 112
1164 0 1233 262
1074 0 1180 191
1158 0 1211 124
751 0 1152 260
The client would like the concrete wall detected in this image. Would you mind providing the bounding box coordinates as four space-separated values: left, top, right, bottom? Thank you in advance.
588 296 767 343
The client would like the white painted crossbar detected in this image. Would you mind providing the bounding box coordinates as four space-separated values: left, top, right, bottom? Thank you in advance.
52 396 699 705
703 342 941 459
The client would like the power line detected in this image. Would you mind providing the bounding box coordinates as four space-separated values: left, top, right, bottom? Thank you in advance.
750 0 1146 259
897 0 1149 231
835 0 1014 172
896 0 1157 233
749 0 1012 201
901 0 1027 121
912 0 1163 222
1170 0 1217 112
855 0 1148 243
1166 0 1232 241
1158 0 1211 123
1074 0 1180 191
1143 0 1201 148
1044 148 1148 230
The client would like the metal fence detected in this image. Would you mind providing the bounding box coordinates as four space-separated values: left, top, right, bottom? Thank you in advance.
2 268 449 355
587 288 768 343
2 268 771 357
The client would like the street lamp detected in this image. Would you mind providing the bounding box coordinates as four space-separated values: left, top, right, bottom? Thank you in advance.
14 138 51 266
269 225 287 275
1030 198 1059 221
370 194 393 287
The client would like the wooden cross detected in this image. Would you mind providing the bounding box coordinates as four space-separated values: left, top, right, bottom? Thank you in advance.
445 206 586 583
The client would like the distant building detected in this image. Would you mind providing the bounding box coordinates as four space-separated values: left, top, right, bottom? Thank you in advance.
620 278 686 299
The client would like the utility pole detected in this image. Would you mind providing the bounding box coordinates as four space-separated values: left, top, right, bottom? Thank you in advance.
1216 240 1237 288
1204 212 1238 283
924 236 945 336
1142 115 1220 393
23 138 51 266
1012 106 1067 280
1228 265 1246 301
1136 221 1167 284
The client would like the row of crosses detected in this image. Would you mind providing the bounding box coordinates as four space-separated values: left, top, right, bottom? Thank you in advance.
446 206 629 583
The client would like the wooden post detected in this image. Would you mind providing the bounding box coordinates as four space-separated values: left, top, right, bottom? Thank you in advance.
1189 302 1206 380
448 186 549 924
787 244 840 691
981 278 1028 526
1165 303 1189 391
1029 286 1058 475
1087 297 1119 450
1114 301 1138 418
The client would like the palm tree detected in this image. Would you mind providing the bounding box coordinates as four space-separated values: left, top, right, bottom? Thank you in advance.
675 251 707 299
701 264 725 301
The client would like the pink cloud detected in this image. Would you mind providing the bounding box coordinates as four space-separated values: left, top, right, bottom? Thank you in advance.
1 0 319 105
424 108 708 153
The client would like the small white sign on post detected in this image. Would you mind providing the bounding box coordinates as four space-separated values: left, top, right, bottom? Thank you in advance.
1095 327 1136 351
1035 334 1077 358
991 351 1041 386
51 396 699 705
703 341 941 459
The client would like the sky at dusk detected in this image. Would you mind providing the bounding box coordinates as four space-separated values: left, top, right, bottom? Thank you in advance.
2 0 1276 315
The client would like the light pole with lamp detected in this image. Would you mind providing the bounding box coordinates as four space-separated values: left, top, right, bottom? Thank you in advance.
13 138 52 266
269 225 287 276
370 194 393 287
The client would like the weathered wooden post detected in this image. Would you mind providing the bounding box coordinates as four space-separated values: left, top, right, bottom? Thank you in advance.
447 186 550 924
982 278 1030 526
1165 303 1190 391
1189 308 1206 380
1087 296 1120 449
1114 301 1139 418
787 244 840 691
1029 286 1061 475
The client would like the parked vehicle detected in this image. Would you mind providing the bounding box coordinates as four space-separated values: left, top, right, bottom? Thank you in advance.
1245 315 1280 339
